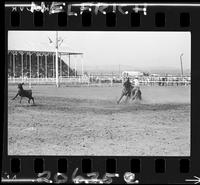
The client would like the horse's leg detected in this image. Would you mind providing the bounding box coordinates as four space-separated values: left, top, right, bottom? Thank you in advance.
131 89 136 101
135 90 142 101
117 93 125 104
132 89 139 101
132 92 136 101
125 95 129 103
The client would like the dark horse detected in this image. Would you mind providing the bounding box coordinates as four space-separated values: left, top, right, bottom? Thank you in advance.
117 86 142 104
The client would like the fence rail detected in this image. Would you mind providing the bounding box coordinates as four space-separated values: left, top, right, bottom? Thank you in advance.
8 76 191 86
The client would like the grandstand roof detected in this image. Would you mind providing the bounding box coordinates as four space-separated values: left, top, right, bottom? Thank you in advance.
8 34 83 55
8 49 83 56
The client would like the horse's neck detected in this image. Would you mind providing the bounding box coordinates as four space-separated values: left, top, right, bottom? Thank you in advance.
19 87 24 92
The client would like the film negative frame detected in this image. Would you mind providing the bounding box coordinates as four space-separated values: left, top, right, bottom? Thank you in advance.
2 1 200 184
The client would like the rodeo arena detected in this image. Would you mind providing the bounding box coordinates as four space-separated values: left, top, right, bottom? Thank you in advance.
8 35 191 156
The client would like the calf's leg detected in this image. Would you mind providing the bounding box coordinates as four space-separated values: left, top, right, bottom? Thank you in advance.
19 97 22 103
12 93 18 100
31 97 35 104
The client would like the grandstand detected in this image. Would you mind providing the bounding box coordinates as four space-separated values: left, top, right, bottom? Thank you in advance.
8 49 83 84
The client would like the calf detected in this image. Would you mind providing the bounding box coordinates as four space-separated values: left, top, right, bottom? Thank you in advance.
12 83 35 104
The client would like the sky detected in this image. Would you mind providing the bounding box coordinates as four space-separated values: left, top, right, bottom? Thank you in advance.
8 31 191 73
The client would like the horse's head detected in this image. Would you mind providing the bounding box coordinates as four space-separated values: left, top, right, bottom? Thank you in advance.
17 83 24 90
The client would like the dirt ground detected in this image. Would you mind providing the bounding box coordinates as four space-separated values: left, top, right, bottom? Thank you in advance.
8 84 190 156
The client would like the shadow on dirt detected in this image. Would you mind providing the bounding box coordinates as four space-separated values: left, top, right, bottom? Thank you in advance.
13 103 41 107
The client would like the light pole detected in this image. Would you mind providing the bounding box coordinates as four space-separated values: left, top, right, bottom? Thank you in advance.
55 31 59 87
180 53 184 77
48 31 63 87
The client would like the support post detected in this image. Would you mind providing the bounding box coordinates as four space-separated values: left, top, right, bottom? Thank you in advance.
9 53 11 76
21 52 23 81
60 54 62 78
13 53 15 82
75 58 77 77
81 55 83 76
26 52 28 68
45 54 47 79
68 54 70 78
37 54 39 82
29 53 32 88
56 49 59 87
9 53 11 78
53 54 54 78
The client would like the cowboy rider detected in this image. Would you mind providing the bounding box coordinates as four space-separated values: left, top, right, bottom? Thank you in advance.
123 77 132 97
131 77 140 100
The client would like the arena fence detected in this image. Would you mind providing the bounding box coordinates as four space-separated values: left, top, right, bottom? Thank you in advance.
8 76 191 87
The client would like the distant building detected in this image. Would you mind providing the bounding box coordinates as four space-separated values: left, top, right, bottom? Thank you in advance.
122 71 143 77
150 73 159 77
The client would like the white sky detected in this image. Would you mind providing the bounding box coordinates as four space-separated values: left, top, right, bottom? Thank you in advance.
8 31 191 71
